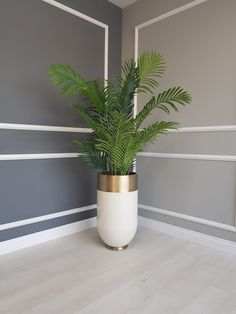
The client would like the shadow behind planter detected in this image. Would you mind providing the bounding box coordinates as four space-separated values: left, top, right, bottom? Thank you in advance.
97 173 138 250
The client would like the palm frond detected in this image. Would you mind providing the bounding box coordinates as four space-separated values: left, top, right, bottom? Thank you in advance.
75 138 107 172
120 59 140 115
49 65 105 113
49 64 86 95
49 52 191 175
134 121 178 146
137 52 166 93
135 87 191 129
72 104 100 134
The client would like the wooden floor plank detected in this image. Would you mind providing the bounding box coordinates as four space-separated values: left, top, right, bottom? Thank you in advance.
0 227 236 314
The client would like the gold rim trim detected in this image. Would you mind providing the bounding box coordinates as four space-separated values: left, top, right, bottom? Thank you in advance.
97 173 137 192
105 244 128 251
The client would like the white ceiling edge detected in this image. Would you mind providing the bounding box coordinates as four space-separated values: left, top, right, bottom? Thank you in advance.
108 0 139 9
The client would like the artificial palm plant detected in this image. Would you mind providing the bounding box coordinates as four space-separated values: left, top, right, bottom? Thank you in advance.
49 52 191 175
49 51 191 250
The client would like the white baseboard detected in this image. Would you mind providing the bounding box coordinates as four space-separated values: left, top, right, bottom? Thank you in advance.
139 204 236 232
2 215 236 256
0 217 97 256
139 216 236 255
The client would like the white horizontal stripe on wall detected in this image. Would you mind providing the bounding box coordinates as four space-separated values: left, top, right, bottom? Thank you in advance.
139 204 236 233
1 201 234 234
0 123 92 133
0 204 97 231
0 153 78 161
137 152 236 162
1 152 236 161
168 125 236 133
1 123 236 133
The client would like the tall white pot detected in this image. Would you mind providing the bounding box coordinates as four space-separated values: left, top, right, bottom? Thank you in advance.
97 173 138 250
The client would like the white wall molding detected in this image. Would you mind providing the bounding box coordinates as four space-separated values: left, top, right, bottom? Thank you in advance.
42 0 109 82
134 0 209 112
0 0 109 133
137 152 236 162
139 216 236 255
0 217 97 256
2 151 236 162
139 204 236 233
0 123 92 133
0 153 78 161
0 204 96 231
2 214 236 256
136 0 208 31
1 200 234 234
1 123 236 133
42 0 107 28
168 125 236 133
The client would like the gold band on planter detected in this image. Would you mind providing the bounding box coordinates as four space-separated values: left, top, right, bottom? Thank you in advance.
97 173 137 192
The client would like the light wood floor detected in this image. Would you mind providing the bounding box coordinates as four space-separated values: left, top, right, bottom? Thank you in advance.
1 227 236 314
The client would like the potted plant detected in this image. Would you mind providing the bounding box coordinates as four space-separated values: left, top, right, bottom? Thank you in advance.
49 51 191 250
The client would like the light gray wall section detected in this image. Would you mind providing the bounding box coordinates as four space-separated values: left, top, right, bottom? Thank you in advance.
123 0 236 241
0 0 122 241
137 158 236 226
138 0 236 127
143 132 236 155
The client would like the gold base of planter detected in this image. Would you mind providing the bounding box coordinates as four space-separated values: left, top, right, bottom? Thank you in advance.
105 244 128 251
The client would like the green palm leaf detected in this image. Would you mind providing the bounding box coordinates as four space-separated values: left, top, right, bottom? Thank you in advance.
49 51 191 175
137 52 166 93
135 87 191 129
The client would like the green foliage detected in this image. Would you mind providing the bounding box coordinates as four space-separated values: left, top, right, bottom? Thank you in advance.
49 51 191 175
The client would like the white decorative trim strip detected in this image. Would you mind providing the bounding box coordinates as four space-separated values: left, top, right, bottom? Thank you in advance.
104 26 109 83
0 1 109 133
139 204 236 232
42 0 107 29
0 123 92 133
0 217 97 255
2 215 235 256
0 204 96 231
134 0 209 126
139 216 236 255
136 0 208 30
0 153 78 161
1 123 236 133
42 0 109 82
168 125 236 133
137 152 236 162
1 152 236 161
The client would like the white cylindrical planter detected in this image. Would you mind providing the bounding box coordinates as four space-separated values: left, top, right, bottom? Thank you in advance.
97 173 138 250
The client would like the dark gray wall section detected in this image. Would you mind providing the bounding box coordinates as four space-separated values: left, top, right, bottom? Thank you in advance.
57 0 122 78
0 0 104 126
0 209 97 242
0 0 122 241
0 159 96 224
0 131 87 154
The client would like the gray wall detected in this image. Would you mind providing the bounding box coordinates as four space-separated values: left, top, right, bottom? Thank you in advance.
123 0 236 241
0 0 122 241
